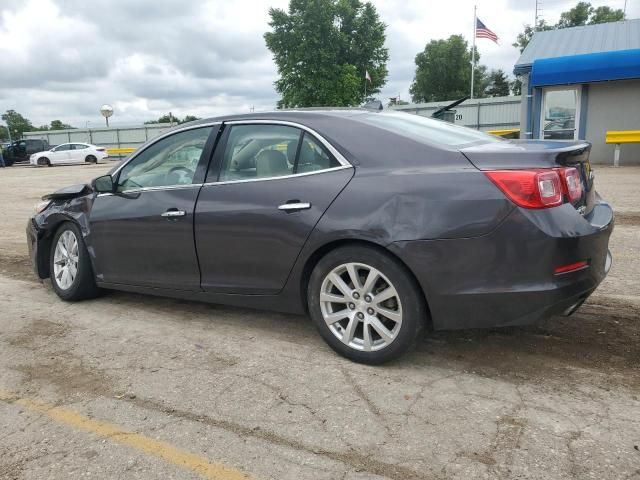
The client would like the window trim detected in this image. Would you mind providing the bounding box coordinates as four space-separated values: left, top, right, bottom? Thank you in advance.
106 119 352 193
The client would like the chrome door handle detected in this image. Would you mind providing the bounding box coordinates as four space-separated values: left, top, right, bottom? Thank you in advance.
161 210 186 218
278 202 311 212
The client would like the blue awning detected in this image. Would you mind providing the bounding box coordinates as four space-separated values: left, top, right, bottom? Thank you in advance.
530 48 640 86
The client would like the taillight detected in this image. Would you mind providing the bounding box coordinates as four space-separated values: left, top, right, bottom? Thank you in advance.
484 170 562 209
554 260 589 274
558 167 583 202
96 148 106 152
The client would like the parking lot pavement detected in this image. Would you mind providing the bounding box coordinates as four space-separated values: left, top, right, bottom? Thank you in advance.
1 163 639 480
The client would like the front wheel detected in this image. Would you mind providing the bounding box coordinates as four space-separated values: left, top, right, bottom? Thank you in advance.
308 245 425 364
49 222 100 301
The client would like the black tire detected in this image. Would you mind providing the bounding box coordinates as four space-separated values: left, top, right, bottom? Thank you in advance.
49 222 100 301
85 155 97 164
307 245 425 364
38 157 50 167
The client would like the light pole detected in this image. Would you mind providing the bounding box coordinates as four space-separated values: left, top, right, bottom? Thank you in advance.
100 104 114 127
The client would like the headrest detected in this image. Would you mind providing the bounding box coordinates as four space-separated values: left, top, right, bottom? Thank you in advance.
256 150 289 177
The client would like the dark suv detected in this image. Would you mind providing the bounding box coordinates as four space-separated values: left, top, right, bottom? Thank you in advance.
3 139 49 166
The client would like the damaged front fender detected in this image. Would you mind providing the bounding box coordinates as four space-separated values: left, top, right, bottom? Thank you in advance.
29 186 97 279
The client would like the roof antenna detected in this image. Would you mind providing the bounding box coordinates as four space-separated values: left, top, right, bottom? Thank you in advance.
362 100 383 111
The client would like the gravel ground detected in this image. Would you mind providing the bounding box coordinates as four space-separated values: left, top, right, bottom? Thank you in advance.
0 162 639 480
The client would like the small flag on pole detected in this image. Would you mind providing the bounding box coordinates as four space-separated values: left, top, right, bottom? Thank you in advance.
365 70 372 83
476 18 498 43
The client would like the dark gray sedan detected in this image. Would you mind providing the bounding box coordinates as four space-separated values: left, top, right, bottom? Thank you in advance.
27 110 613 363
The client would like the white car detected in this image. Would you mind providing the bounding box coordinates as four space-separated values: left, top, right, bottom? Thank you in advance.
30 143 108 166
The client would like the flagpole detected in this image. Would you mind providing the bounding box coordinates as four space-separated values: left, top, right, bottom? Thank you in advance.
470 4 477 99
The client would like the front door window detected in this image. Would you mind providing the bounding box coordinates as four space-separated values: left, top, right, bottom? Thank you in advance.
541 87 580 140
117 127 212 192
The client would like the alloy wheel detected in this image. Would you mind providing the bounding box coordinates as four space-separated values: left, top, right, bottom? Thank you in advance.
53 230 79 290
319 262 403 352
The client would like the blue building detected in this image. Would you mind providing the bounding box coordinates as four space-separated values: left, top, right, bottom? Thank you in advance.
514 19 640 164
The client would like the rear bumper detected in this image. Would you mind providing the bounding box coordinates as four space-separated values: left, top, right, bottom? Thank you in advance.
390 200 614 330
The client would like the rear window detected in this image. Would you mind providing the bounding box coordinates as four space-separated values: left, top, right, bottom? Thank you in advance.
355 112 504 147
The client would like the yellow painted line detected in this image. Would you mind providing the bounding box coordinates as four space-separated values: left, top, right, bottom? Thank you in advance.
487 128 520 137
106 147 137 155
605 130 640 144
0 390 251 480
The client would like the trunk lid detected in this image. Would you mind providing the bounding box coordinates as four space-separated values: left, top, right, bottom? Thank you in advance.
461 140 595 215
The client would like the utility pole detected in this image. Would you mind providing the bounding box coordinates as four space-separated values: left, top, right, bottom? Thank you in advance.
623 0 627 19
534 0 543 29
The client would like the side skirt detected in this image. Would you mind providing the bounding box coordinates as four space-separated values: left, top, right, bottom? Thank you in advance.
95 281 306 315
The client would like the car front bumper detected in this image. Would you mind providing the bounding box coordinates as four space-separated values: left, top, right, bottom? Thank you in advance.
27 217 49 279
390 200 614 330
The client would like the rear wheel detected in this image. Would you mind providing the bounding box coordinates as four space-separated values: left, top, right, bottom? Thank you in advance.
308 245 425 364
85 155 97 164
49 222 100 301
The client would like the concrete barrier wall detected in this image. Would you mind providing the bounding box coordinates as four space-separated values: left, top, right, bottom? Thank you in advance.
23 124 175 158
390 95 522 131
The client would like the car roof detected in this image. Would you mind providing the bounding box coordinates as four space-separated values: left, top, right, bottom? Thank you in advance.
189 108 373 126
182 108 500 168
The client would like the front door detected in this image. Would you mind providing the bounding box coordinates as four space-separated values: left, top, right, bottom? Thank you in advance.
89 125 218 290
540 86 581 140
195 122 353 295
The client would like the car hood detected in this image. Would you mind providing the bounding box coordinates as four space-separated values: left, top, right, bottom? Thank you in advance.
42 183 93 201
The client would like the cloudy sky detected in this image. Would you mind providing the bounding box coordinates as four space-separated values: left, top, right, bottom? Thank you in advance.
0 0 637 127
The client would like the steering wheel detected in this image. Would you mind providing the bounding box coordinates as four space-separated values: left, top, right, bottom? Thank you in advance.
166 166 195 185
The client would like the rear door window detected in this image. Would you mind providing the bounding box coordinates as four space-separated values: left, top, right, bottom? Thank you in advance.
296 133 340 173
218 124 301 181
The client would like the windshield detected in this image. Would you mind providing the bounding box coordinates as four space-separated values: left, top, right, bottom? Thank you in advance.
354 111 504 147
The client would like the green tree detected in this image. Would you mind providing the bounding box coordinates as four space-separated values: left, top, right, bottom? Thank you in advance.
145 113 200 125
145 113 176 124
512 20 552 53
485 69 510 97
180 115 200 124
557 1 592 28
589 6 624 24
264 0 388 107
49 120 74 130
1 110 34 139
510 78 522 96
410 35 486 103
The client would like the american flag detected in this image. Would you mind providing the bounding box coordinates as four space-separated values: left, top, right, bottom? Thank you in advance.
476 18 498 43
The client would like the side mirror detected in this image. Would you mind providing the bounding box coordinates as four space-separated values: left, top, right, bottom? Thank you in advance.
92 174 115 193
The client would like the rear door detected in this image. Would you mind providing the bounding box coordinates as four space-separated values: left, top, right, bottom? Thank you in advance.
70 144 87 163
195 121 353 294
49 144 72 164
